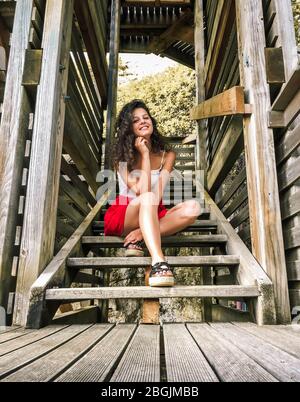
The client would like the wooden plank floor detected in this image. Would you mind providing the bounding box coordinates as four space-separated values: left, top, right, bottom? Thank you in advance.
0 323 299 382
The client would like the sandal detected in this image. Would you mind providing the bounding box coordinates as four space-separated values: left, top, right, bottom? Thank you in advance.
149 261 175 287
124 240 145 257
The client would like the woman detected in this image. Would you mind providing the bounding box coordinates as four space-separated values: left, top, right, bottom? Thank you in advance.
104 100 201 287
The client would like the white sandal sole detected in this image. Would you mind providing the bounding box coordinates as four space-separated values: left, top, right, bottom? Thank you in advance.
124 249 144 257
149 276 175 287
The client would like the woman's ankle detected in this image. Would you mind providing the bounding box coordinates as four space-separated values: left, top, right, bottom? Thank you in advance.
151 257 166 266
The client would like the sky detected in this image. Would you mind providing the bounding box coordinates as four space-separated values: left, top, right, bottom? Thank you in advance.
118 53 177 85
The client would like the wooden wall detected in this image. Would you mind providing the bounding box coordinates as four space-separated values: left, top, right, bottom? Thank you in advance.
263 0 300 311
201 0 249 249
202 0 299 314
0 0 108 325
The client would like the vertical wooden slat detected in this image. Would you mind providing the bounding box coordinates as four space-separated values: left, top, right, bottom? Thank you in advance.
0 0 35 324
14 0 74 327
104 0 121 170
235 0 290 324
194 0 210 322
273 0 298 80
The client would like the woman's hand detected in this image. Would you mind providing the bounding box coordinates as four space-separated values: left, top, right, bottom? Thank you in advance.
124 228 143 248
135 137 150 156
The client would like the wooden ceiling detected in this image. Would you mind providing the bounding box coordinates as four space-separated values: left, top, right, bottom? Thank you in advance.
107 0 196 69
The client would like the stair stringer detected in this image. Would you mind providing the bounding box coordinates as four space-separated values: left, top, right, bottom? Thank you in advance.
25 191 111 329
204 188 277 325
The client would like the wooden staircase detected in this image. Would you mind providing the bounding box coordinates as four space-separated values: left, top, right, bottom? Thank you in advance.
25 145 277 328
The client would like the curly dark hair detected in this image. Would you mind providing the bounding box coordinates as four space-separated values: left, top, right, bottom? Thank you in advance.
111 99 171 172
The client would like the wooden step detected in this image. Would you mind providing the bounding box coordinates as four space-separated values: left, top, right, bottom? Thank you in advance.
67 255 240 269
82 234 227 248
45 285 260 301
174 166 195 171
92 220 218 233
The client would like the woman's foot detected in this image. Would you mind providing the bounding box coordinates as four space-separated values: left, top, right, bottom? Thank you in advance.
124 228 145 257
124 240 145 257
149 261 175 287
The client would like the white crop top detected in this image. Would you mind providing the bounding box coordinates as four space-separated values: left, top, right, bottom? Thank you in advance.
117 150 166 199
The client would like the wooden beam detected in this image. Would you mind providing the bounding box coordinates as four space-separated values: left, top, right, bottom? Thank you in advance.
264 47 285 84
124 1 191 5
0 0 35 324
14 0 74 327
235 0 290 324
147 10 194 54
104 0 121 170
190 87 252 121
22 49 43 87
142 266 160 324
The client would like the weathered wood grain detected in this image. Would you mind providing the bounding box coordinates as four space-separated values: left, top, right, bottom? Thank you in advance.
104 0 121 170
45 285 260 301
235 0 290 323
164 324 219 382
235 322 300 358
14 0 74 327
1 324 113 382
211 322 300 382
187 323 277 382
55 324 136 382
26 192 110 329
67 255 240 269
110 325 160 382
0 0 35 324
202 182 276 325
0 325 89 379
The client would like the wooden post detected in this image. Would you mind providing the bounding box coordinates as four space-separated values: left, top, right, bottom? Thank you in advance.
194 0 211 322
235 0 290 323
104 0 121 170
13 0 74 326
194 0 208 180
0 0 35 324
142 266 160 324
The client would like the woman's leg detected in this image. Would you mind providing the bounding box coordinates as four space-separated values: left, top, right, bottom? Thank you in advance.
122 192 164 264
123 197 201 261
159 199 201 236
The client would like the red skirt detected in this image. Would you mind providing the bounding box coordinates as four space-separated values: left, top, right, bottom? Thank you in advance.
104 195 168 237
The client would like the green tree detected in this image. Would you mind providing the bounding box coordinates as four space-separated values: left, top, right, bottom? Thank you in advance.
292 0 300 44
117 64 196 138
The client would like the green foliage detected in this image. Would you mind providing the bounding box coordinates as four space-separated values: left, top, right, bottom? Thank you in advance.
292 0 300 44
117 64 197 138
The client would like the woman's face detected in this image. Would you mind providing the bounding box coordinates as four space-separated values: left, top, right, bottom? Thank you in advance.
132 108 154 138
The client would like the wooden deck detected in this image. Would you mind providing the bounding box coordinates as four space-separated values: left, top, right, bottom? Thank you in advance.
0 322 299 382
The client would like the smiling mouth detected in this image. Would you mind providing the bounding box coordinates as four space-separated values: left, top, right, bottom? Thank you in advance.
140 126 149 131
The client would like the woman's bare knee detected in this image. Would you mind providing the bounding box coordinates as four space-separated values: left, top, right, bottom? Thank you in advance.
180 200 201 221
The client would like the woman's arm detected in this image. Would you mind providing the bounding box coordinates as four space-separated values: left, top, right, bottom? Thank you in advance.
152 151 176 203
118 137 151 196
